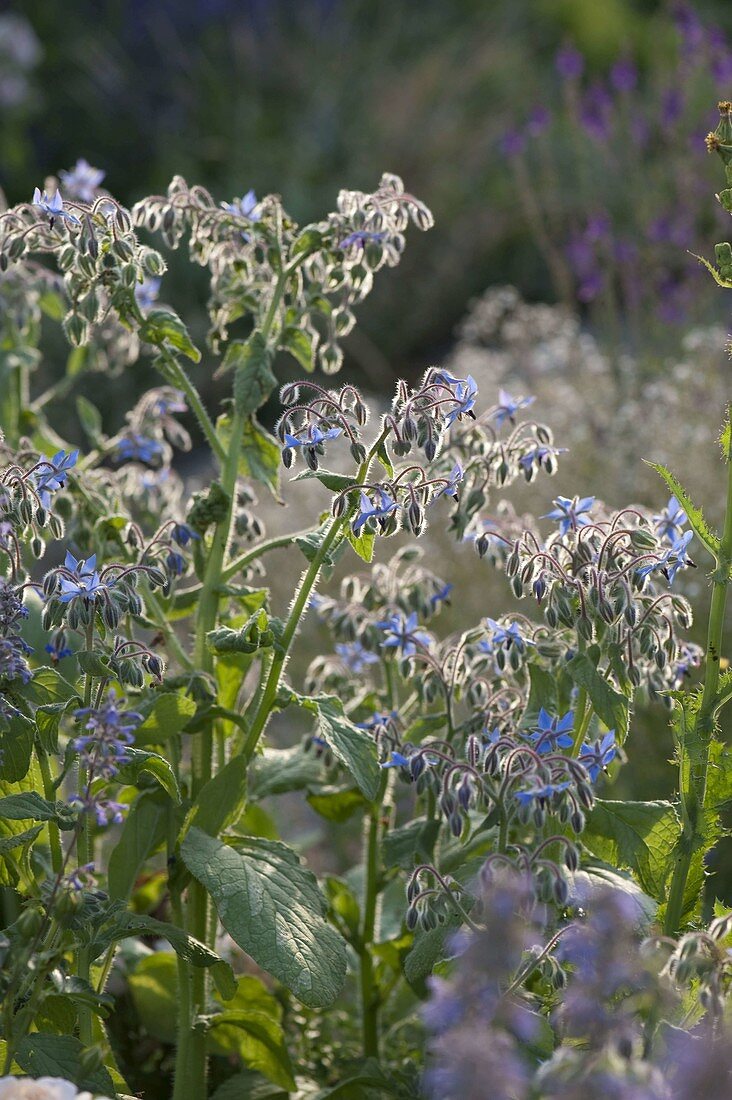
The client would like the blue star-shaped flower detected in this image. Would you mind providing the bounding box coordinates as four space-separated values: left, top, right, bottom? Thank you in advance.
381 750 411 769
32 187 80 225
283 424 342 450
376 611 430 658
59 159 106 202
652 496 687 543
353 488 398 533
436 463 463 500
135 277 161 312
116 434 165 465
636 530 693 585
579 730 617 782
543 494 595 535
57 552 108 604
491 388 535 425
221 189 261 220
515 780 571 806
527 708 575 754
335 642 379 674
484 618 532 653
444 376 478 426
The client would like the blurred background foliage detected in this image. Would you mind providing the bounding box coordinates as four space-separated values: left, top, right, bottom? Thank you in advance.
2 0 732 885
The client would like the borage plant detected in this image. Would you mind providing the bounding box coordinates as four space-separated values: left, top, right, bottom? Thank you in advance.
0 114 730 1100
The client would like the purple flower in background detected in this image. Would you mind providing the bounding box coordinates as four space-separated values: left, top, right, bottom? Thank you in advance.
116 433 165 465
610 56 638 93
555 42 584 81
527 105 551 135
673 3 705 53
661 86 685 125
499 128 526 158
579 82 614 141
135 276 161 312
430 582 453 610
59 158 106 202
585 211 612 242
338 230 386 250
335 641 379 674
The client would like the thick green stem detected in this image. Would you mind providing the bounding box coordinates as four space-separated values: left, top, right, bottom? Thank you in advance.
359 781 386 1060
664 411 732 934
36 745 62 875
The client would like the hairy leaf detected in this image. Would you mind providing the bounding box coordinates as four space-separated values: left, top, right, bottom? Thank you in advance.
584 800 680 900
645 460 720 560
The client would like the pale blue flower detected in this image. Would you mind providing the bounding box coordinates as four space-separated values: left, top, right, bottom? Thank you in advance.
32 186 80 225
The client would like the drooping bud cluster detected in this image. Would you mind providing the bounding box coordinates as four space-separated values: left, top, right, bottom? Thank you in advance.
132 172 433 360
0 445 76 574
276 380 368 470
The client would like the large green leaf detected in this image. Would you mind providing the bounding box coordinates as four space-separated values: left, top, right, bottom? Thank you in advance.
183 754 248 840
226 333 277 416
208 976 295 1091
248 744 328 799
0 710 34 781
181 828 347 1007
134 691 196 745
584 800 679 901
288 693 381 801
108 790 172 900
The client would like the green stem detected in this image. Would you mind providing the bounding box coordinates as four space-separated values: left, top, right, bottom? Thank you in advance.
156 345 226 466
36 745 62 875
359 780 386 1060
664 408 732 934
144 588 193 670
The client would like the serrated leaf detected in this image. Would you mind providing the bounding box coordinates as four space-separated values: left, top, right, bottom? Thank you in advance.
228 333 277 416
584 800 680 900
0 791 78 829
566 653 629 739
181 828 347 1007
646 461 721 560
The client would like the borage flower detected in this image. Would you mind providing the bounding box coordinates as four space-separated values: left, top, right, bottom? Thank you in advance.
352 488 398 534
579 730 617 782
376 611 430 658
543 494 595 535
335 641 379 674
32 449 79 508
57 552 107 604
653 495 687 543
115 433 165 465
435 463 463 500
490 389 535 426
59 157 106 201
32 187 80 225
527 708 575 754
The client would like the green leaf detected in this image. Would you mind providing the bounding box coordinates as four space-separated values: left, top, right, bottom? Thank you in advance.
283 692 380 800
134 691 197 745
292 227 325 257
211 1072 289 1100
293 468 357 493
383 817 441 871
524 663 558 728
218 413 281 499
566 653 629 739
144 307 201 362
76 395 104 447
646 461 721 560
0 791 78 829
279 324 317 372
0 709 34 782
116 748 181 802
208 976 295 1091
128 952 178 1043
108 790 172 900
99 909 236 1001
183 755 248 840
584 800 680 900
375 438 394 478
346 524 375 563
307 786 369 822
228 334 277 416
15 1033 115 1096
0 825 43 856
249 744 328 799
35 702 71 753
181 828 347 1007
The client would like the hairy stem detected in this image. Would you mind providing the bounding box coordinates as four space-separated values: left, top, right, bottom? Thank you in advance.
664 408 732 934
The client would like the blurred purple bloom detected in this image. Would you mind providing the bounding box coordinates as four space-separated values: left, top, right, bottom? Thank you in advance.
59 158 105 202
499 129 526 158
491 389 535 426
610 56 638 93
335 641 379 674
135 276 161 312
579 82 614 141
555 43 584 81
221 188 261 220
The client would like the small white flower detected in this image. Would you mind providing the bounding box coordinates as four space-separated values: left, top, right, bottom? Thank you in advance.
0 1078 111 1100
